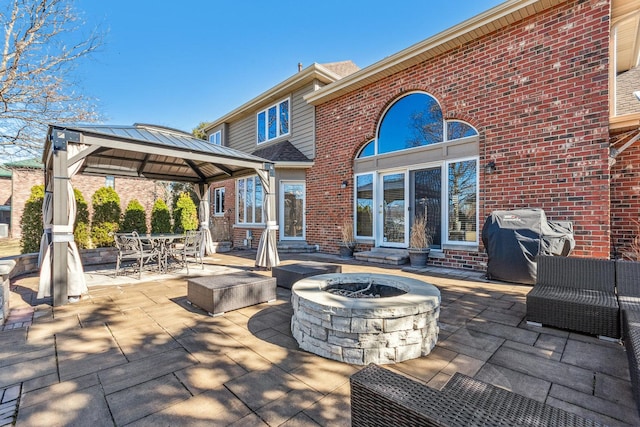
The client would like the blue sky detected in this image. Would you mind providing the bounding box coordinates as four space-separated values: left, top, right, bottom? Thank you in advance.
73 1 505 133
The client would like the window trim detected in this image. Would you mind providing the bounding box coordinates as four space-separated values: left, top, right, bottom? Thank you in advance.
256 97 290 144
444 156 479 246
236 175 264 225
354 172 375 239
213 187 225 216
209 130 222 145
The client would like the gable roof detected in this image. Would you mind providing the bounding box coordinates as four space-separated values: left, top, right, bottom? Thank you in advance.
251 140 311 163
305 0 631 106
204 61 358 131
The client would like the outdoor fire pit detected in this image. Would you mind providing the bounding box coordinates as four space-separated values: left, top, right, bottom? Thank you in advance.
291 273 440 365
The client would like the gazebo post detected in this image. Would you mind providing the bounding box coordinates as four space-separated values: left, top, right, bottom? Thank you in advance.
51 137 70 306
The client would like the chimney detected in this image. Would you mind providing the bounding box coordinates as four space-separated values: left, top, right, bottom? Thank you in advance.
298 62 303 72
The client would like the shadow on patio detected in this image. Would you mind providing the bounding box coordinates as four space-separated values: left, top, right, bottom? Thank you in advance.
1 251 638 426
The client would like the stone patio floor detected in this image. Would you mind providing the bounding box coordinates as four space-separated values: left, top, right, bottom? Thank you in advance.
1 250 639 426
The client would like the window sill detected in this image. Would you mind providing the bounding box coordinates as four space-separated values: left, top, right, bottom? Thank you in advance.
233 223 265 229
442 243 479 252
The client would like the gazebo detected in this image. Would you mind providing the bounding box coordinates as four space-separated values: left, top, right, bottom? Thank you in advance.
38 123 280 306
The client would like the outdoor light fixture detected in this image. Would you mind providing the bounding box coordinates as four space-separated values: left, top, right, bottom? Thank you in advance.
484 161 497 174
634 91 640 101
341 180 349 189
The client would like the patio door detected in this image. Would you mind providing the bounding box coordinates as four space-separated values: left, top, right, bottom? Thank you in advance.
280 181 305 240
376 172 407 247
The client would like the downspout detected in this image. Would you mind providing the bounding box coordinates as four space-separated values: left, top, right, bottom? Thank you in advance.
609 128 640 166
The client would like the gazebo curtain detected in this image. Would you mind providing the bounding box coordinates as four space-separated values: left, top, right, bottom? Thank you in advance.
38 144 88 299
255 167 280 269
193 184 214 257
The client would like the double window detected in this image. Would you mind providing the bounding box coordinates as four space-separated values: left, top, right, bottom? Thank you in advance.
209 131 222 145
237 176 263 224
257 98 290 144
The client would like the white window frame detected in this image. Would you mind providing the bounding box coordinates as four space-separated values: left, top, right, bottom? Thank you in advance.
213 187 225 216
236 175 264 225
444 156 479 246
256 97 290 144
105 176 115 188
209 130 222 145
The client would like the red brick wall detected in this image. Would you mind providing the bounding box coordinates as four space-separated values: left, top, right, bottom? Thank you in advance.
310 0 611 270
610 135 640 259
10 169 161 239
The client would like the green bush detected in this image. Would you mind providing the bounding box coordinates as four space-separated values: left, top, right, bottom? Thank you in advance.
74 189 91 249
151 199 172 233
20 185 45 254
172 192 198 234
91 187 121 247
120 199 148 234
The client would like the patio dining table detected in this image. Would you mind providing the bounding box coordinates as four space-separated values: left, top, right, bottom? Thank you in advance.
139 233 186 273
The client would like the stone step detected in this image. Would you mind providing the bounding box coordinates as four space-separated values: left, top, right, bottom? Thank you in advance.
277 242 318 254
354 248 409 265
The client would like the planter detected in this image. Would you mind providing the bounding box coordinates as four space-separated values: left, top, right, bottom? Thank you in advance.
408 248 430 267
339 243 356 259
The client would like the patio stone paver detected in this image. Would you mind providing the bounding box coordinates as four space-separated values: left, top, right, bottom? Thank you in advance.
106 374 192 426
2 251 639 426
561 338 629 379
16 384 112 427
475 362 551 402
488 345 596 393
98 347 198 394
126 385 253 426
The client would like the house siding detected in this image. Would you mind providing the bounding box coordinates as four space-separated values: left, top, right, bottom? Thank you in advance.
226 83 317 159
309 0 611 270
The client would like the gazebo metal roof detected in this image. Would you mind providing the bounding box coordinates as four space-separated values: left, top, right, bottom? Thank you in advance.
44 123 270 184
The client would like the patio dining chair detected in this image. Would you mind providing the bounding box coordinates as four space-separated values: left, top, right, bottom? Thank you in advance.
114 231 157 279
179 230 203 274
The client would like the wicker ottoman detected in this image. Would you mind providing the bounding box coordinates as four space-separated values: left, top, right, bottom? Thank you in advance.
187 272 276 316
271 262 342 289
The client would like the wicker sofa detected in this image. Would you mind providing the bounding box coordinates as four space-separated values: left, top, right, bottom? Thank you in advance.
525 256 619 339
350 364 602 426
616 260 640 416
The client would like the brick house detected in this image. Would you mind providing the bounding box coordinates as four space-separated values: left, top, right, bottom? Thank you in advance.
206 0 639 271
1 158 161 241
203 61 359 249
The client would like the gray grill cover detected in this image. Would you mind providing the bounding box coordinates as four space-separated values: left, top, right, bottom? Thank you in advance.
482 209 575 284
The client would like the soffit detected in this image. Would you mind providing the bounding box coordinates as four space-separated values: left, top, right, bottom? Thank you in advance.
613 0 640 74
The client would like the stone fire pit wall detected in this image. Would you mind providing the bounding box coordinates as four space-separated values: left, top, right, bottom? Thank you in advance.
291 273 441 365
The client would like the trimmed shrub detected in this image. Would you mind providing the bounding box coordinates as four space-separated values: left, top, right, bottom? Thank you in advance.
120 199 148 234
151 199 172 233
173 192 198 234
74 189 91 249
20 185 45 254
91 187 121 247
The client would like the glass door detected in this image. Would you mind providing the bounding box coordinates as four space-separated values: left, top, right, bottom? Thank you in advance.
280 181 305 240
377 172 407 247
410 167 441 248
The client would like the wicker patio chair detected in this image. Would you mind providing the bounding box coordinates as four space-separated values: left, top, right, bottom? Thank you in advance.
114 231 157 279
350 364 602 426
526 256 619 339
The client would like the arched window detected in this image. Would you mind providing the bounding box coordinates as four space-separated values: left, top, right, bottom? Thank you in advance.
371 92 477 156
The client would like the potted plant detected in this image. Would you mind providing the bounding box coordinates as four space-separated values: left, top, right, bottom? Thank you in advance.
408 215 432 267
339 220 356 258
